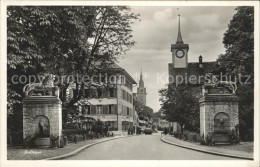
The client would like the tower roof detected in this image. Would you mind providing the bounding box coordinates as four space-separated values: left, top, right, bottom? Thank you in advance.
140 67 143 79
176 14 183 44
139 68 144 88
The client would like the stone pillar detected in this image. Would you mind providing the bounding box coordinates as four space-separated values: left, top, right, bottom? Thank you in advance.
23 96 62 147
200 94 239 142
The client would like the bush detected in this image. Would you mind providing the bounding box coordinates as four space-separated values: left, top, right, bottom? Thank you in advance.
173 132 182 139
182 134 188 141
10 130 23 146
62 129 91 143
177 132 182 139
173 132 178 138
59 136 64 148
205 132 215 146
50 135 60 148
23 136 35 148
247 129 254 141
174 131 200 143
199 134 206 145
189 134 198 143
230 129 241 144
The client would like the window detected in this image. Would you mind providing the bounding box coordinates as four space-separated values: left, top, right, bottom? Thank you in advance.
82 105 90 115
97 105 102 114
130 94 132 103
123 90 126 99
97 88 102 98
84 89 90 98
89 87 96 98
127 107 130 115
109 105 115 114
109 88 115 98
109 76 116 84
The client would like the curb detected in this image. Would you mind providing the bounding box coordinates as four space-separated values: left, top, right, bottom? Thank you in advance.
44 135 136 160
161 136 253 160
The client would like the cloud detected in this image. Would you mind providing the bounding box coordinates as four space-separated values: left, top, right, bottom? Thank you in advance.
118 6 236 111
153 8 176 21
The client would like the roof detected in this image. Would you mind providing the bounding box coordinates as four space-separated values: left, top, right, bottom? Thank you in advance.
176 15 183 44
90 60 136 84
171 43 189 50
108 63 137 84
169 61 217 85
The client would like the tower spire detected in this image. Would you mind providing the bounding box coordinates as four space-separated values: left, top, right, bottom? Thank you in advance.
140 67 143 80
176 14 183 44
139 67 144 88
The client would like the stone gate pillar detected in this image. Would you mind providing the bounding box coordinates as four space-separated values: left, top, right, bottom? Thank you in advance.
23 96 62 147
23 74 62 147
199 81 239 143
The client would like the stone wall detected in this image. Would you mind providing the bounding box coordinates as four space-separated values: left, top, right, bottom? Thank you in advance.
23 96 62 141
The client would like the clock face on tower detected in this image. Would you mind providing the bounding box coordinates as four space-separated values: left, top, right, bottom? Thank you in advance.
176 49 184 58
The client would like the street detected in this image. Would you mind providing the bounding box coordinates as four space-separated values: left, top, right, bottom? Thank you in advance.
65 133 238 160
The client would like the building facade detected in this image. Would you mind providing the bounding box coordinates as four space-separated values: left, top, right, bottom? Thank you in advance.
70 64 137 132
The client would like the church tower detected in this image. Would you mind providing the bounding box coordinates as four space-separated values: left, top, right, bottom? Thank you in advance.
171 15 189 68
137 69 147 106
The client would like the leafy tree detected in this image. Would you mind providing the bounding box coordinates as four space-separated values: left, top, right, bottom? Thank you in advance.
7 6 139 129
218 6 254 78
217 6 254 141
159 84 199 134
139 106 153 120
133 99 153 121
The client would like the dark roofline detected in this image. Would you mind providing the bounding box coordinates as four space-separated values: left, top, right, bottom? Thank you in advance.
110 67 137 85
171 43 189 50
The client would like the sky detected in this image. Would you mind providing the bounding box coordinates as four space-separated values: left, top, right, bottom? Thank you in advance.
118 6 237 112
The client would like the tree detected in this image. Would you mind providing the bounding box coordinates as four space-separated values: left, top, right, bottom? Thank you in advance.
217 6 254 141
159 84 199 134
133 99 153 121
139 106 153 121
218 6 254 78
7 6 140 129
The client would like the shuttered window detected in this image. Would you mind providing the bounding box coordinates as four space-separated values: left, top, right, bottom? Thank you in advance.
82 105 90 115
90 105 96 115
109 105 115 114
103 105 109 114
109 88 115 98
97 105 102 114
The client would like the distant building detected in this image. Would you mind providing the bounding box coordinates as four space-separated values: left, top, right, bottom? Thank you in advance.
152 117 160 128
136 70 147 106
71 63 137 133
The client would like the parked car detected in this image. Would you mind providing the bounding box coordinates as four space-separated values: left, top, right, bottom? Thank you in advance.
144 128 153 135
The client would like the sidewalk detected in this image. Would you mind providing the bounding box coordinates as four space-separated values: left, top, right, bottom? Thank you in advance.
8 136 129 160
162 136 253 160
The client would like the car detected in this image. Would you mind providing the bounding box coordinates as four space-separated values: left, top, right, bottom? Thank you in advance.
144 128 153 135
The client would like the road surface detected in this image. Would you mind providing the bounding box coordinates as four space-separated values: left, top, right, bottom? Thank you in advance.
65 133 239 160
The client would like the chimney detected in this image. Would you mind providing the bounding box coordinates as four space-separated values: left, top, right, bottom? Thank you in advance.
199 55 203 68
